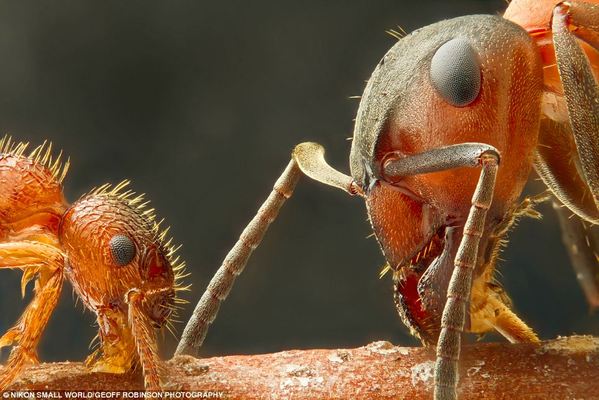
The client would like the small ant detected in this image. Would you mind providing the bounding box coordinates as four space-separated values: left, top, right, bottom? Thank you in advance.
0 136 188 391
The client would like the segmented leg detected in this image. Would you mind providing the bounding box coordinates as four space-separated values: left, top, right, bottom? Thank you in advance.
435 154 498 400
553 201 599 309
0 240 61 295
552 2 599 215
534 119 599 223
383 143 500 400
0 241 65 390
127 290 161 391
470 192 550 344
177 143 360 356
0 268 63 390
0 241 63 269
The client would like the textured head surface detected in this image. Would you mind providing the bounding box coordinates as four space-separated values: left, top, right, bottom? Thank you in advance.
350 14 543 341
58 182 181 328
350 15 541 195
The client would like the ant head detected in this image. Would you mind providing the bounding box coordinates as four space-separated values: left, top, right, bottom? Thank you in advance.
350 15 541 203
59 181 186 328
350 16 542 340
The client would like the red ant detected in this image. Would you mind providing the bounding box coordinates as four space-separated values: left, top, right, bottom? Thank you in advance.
0 137 188 391
176 0 598 398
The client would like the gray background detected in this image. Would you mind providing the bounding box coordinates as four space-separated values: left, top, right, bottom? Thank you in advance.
0 0 597 362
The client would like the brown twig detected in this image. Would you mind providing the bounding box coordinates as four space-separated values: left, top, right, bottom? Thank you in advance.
4 336 599 399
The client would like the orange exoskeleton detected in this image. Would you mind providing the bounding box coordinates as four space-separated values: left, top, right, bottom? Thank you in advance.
0 136 188 391
174 1 598 399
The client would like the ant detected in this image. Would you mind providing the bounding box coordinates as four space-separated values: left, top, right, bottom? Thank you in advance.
176 0 598 398
0 136 188 391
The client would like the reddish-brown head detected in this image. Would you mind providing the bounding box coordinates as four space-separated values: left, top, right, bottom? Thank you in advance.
58 181 185 328
350 15 542 342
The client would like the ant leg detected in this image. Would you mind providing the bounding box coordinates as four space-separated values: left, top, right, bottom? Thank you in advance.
470 193 550 344
384 143 499 400
553 201 599 310
0 240 63 297
555 1 599 50
0 241 64 348
0 241 64 390
551 2 599 218
0 241 63 270
127 290 162 391
547 2 599 309
437 154 498 400
534 119 599 223
177 143 360 356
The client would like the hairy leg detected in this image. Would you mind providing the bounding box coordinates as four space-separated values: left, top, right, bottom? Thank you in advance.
383 143 500 400
0 265 63 390
127 290 161 391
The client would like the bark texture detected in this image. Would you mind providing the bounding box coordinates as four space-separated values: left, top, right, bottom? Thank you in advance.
3 335 599 399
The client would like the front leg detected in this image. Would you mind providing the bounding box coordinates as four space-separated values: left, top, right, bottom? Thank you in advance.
126 289 163 391
383 143 499 400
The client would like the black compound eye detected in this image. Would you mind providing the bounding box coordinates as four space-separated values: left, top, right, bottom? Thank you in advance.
109 234 136 266
430 38 481 107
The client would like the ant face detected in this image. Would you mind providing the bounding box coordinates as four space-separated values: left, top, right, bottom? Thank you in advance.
350 16 543 341
58 184 176 328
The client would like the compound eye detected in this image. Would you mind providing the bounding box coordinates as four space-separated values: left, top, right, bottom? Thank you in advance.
110 234 136 266
430 38 481 107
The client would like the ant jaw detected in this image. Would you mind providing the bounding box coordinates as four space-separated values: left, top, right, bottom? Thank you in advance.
392 225 449 344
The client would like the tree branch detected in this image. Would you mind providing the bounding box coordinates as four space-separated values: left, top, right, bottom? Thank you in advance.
4 336 599 399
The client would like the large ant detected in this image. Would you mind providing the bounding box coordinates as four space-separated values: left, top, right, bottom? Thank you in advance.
177 0 599 399
0 137 188 391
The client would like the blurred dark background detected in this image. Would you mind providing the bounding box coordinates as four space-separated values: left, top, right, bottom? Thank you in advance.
0 0 597 362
